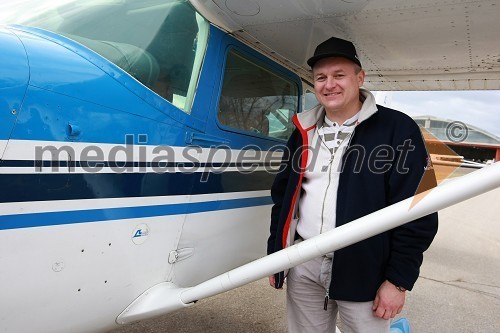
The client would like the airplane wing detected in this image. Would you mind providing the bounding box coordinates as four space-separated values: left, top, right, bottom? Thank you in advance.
190 0 500 90
117 162 500 323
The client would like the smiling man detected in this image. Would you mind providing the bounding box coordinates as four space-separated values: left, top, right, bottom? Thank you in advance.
267 37 438 333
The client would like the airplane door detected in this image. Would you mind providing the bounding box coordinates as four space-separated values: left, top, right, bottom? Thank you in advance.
169 34 302 287
0 28 29 158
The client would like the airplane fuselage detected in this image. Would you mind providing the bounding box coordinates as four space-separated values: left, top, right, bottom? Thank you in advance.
0 1 300 331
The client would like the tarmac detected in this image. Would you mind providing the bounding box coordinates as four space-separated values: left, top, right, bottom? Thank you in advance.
110 176 500 333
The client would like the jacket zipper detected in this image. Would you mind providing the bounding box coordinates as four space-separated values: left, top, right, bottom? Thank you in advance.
319 128 354 234
346 127 356 151
321 127 356 308
320 157 333 234
324 289 330 310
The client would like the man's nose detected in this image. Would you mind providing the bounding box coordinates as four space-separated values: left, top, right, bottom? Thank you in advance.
325 76 336 89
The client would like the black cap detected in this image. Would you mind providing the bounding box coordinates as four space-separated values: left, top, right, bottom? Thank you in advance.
307 37 361 68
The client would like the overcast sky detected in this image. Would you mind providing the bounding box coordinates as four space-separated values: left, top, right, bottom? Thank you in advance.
378 91 500 138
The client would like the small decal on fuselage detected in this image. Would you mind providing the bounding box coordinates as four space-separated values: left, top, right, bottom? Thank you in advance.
132 224 150 245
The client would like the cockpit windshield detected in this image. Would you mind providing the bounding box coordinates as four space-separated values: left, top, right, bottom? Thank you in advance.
0 0 209 112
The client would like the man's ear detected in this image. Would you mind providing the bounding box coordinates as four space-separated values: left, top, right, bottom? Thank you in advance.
358 69 365 87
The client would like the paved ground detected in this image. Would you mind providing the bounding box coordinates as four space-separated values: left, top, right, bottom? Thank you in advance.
111 184 500 333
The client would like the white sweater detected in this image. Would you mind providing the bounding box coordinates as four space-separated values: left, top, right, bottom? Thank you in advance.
296 90 377 240
296 114 357 240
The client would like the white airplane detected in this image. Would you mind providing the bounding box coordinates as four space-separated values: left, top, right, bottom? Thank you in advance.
0 1 499 332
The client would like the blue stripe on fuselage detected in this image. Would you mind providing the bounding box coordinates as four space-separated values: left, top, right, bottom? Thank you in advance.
0 196 273 231
0 170 276 203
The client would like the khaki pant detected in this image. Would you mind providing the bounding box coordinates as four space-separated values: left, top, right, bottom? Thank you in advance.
286 256 390 333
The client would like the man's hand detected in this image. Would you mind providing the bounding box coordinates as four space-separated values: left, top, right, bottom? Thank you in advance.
268 275 282 289
372 280 406 320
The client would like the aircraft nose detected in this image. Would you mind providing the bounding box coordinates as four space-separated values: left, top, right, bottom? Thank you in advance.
0 26 29 156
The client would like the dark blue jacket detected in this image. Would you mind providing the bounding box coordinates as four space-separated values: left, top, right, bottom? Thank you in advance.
267 104 438 302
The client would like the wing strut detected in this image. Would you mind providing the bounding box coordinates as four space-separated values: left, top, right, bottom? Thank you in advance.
117 162 500 324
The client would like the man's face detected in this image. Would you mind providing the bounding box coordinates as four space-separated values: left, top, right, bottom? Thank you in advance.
312 57 365 116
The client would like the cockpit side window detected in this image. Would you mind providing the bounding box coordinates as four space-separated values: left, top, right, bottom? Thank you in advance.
13 0 209 113
217 50 299 141
304 87 319 111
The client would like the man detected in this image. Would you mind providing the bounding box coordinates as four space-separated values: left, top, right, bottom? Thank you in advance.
267 37 438 332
